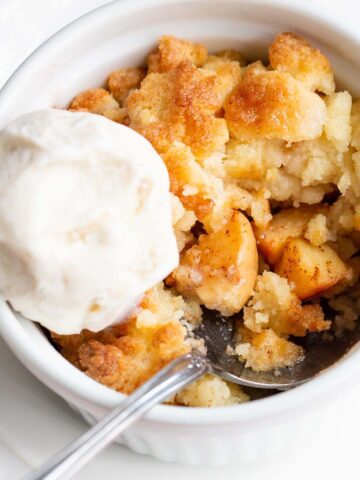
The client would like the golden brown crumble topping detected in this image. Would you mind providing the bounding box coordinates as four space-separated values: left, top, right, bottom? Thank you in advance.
269 32 335 95
126 60 230 157
148 35 208 73
107 67 145 104
225 70 326 142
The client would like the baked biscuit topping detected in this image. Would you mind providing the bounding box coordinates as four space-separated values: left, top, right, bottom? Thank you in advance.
269 32 335 94
225 70 326 142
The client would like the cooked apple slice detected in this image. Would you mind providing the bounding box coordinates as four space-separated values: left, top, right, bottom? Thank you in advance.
253 205 326 265
168 211 258 316
275 238 350 299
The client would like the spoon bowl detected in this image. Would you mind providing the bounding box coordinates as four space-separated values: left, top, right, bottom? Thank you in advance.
197 308 360 390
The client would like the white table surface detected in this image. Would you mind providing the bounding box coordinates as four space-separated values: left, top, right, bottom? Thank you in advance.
1 0 360 479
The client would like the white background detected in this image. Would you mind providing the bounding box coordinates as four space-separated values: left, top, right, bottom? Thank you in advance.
1 0 360 479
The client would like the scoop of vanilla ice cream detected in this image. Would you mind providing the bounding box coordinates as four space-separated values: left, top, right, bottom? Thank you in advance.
0 109 179 334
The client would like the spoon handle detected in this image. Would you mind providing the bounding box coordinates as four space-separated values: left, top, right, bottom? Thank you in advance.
23 352 209 480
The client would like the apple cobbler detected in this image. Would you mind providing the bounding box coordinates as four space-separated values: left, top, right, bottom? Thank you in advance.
51 33 360 407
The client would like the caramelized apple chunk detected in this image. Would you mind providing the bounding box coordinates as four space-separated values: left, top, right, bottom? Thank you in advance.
275 238 351 299
168 211 258 316
253 205 326 265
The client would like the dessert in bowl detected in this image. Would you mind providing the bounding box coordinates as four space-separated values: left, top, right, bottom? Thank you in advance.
1 0 360 465
47 31 360 405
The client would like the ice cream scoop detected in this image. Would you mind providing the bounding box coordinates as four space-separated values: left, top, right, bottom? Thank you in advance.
0 109 178 334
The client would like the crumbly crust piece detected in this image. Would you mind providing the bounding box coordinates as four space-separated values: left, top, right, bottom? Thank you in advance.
69 88 126 122
269 32 335 95
243 271 330 337
52 284 196 394
236 327 304 372
126 60 229 157
148 35 208 73
107 67 145 104
225 70 326 142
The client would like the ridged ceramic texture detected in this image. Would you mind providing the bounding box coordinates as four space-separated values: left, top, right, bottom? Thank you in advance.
0 0 360 466
74 402 335 465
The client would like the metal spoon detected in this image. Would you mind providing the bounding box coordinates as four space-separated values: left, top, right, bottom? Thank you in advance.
23 310 360 480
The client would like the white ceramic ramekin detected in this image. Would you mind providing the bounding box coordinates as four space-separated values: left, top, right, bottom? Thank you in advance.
1 0 360 466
